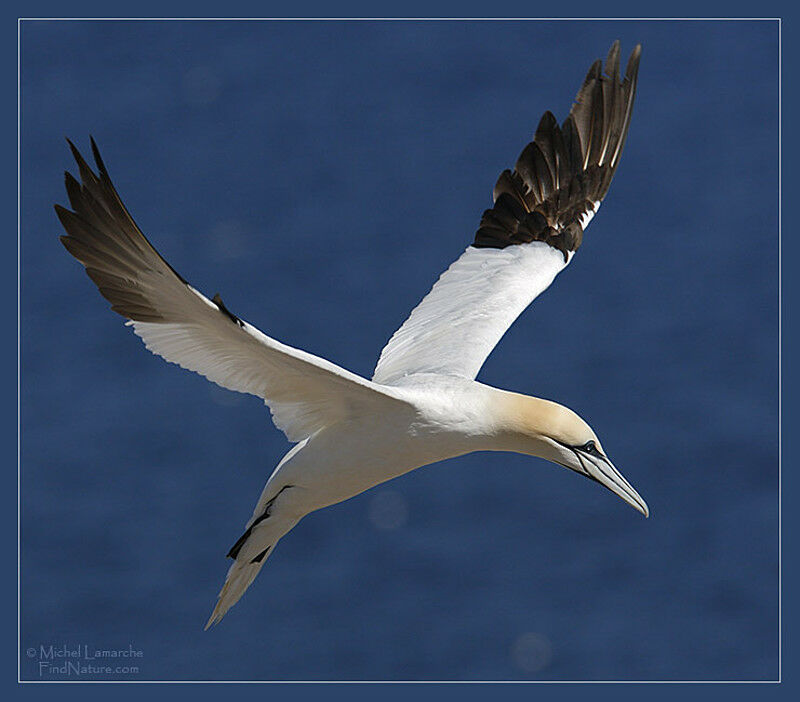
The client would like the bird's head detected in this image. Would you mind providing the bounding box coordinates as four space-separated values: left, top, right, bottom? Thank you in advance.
492 392 649 517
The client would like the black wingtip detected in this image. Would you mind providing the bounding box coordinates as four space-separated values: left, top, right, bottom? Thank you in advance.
65 137 80 160
63 170 75 189
537 110 557 129
89 135 108 176
65 137 98 180
471 41 642 256
534 110 558 143
65 136 108 179
626 44 643 80
605 40 621 80
583 58 602 85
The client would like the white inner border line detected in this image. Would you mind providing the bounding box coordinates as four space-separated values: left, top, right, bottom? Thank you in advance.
17 15 782 685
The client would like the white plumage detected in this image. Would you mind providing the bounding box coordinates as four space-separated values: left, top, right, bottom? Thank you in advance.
373 242 570 384
56 41 647 629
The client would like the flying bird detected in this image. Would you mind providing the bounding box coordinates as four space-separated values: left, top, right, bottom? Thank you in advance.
56 41 647 628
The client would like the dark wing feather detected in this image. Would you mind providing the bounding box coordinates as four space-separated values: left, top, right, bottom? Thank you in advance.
56 139 412 442
56 137 194 322
473 41 641 260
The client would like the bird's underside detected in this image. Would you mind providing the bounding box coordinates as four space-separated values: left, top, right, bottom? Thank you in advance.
56 41 643 627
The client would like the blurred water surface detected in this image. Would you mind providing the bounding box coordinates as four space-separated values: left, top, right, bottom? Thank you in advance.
20 20 778 680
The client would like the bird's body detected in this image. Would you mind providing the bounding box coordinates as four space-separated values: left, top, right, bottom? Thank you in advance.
56 41 648 628
269 377 486 512
250 377 533 520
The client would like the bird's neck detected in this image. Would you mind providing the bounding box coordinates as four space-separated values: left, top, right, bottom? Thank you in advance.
479 389 560 455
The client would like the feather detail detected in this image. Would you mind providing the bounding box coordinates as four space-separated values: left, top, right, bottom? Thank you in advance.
473 41 641 260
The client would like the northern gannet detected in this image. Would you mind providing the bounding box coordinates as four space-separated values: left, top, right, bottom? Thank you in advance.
56 41 647 629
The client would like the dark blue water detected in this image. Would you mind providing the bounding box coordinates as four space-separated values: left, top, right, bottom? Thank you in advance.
20 20 778 681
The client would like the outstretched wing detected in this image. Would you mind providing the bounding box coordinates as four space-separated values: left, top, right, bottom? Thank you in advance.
372 41 641 385
57 139 407 442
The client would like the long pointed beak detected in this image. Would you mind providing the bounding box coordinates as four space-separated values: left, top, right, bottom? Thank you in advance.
580 453 649 518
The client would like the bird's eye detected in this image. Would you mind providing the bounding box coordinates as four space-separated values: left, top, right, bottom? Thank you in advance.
583 441 597 454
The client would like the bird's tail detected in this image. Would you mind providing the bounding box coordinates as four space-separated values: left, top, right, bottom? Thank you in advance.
205 481 302 629
204 542 278 630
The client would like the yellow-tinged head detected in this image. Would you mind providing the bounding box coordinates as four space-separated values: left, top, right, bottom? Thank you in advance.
491 391 649 517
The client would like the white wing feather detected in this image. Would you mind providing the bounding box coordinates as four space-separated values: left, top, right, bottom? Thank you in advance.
57 140 406 443
127 296 403 443
372 241 570 384
376 42 641 386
